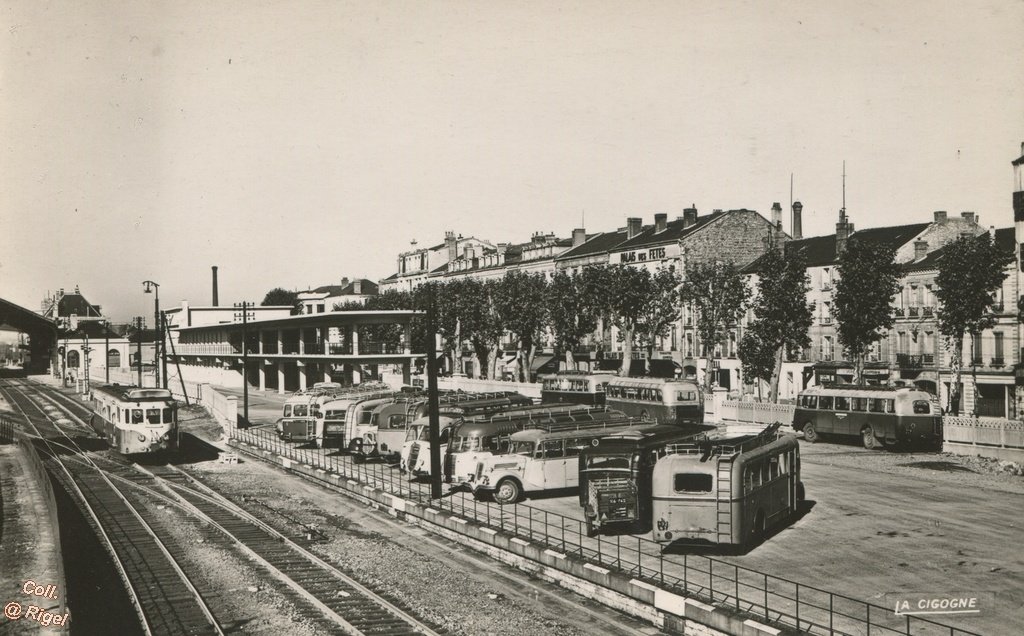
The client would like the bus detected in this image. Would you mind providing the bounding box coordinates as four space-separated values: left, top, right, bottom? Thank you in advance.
650 423 803 547
472 419 646 504
310 387 399 448
445 406 628 488
605 377 703 425
792 385 941 449
578 423 716 536
540 371 617 406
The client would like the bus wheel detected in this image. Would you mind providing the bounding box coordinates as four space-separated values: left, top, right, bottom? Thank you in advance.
493 479 521 505
861 427 881 450
796 482 805 503
802 423 819 443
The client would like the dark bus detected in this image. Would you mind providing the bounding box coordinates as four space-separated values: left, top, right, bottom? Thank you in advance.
578 423 715 535
540 371 617 406
605 376 704 425
793 385 941 449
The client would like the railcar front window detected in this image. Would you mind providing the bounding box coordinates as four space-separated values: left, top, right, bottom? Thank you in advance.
132 409 144 424
283 405 292 417
913 400 930 414
163 408 173 423
294 405 307 417
145 409 160 424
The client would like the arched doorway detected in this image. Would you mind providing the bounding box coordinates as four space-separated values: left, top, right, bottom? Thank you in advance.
108 350 121 368
66 350 80 368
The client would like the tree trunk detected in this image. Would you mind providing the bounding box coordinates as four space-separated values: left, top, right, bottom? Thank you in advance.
489 343 500 381
970 332 979 417
525 341 537 383
619 327 634 377
563 348 576 371
949 334 963 415
769 345 784 403
855 352 865 386
645 342 655 376
473 341 490 379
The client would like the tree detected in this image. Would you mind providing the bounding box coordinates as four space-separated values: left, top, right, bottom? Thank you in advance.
678 261 750 391
634 266 682 373
833 239 902 385
493 271 549 381
336 290 420 353
547 270 604 369
454 279 504 378
740 248 813 402
935 233 1014 415
604 265 655 376
261 287 300 314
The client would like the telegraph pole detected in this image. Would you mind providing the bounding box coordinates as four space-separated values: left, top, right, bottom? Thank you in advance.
234 302 254 427
143 281 162 388
426 283 442 499
134 316 144 386
104 320 110 384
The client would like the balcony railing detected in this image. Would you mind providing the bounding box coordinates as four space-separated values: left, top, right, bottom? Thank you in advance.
893 307 905 317
896 353 934 368
173 344 240 356
907 307 919 318
991 357 1005 366
971 356 984 366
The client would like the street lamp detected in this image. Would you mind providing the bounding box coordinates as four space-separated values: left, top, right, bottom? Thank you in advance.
143 280 166 389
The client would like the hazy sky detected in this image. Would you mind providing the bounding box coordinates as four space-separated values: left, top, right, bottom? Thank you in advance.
2 0 1022 321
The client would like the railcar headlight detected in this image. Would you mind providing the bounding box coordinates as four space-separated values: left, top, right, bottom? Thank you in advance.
137 433 147 442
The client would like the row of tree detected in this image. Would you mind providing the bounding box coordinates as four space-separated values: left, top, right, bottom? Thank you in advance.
263 232 1012 415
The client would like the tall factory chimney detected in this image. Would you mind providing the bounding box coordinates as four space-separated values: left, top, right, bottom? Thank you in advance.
211 266 219 306
792 201 803 239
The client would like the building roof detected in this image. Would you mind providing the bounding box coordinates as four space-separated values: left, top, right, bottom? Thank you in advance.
555 227 637 260
781 222 930 268
301 279 379 297
903 227 1015 273
613 210 729 251
62 320 121 340
46 292 103 318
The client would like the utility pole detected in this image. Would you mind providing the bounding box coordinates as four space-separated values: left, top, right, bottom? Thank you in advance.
234 302 254 427
426 283 442 499
134 316 145 386
160 310 168 390
104 320 110 384
143 281 162 388
163 313 191 405
83 333 91 393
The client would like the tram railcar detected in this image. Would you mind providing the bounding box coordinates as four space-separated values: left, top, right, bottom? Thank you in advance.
90 385 178 455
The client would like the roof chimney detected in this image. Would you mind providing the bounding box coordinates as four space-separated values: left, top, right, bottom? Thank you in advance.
791 201 803 239
626 217 642 239
683 207 698 229
914 239 928 261
654 213 667 233
445 231 457 262
961 211 976 224
835 209 852 256
341 277 350 289
771 202 782 229
211 266 219 307
572 228 586 247
934 210 947 223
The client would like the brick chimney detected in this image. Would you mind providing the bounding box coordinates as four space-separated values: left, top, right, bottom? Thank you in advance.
791 201 803 239
683 207 698 229
341 277 350 289
914 239 928 261
771 202 782 229
961 211 977 225
572 228 586 247
934 210 947 223
211 266 219 307
654 213 667 232
835 208 851 256
445 231 457 262
626 217 642 239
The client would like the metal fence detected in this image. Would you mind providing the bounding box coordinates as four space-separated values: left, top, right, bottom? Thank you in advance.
232 426 979 636
0 414 13 444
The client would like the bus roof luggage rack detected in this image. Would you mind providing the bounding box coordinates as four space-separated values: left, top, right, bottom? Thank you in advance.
523 415 651 433
472 405 612 424
663 422 784 460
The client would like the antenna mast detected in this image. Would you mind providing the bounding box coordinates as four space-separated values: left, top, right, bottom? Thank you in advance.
842 160 846 214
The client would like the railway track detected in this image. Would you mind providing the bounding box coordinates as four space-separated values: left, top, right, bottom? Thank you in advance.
3 379 444 636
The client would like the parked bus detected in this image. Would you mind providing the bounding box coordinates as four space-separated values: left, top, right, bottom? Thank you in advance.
472 419 646 504
578 423 716 536
792 385 941 449
651 423 803 547
277 381 387 442
540 371 617 406
445 406 628 487
605 376 703 425
308 387 400 448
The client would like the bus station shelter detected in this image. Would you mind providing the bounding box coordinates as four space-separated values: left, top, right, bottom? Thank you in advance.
170 310 423 392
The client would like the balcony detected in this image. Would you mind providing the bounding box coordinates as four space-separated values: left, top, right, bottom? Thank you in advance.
971 356 984 366
907 307 919 318
991 357 1005 366
893 307 905 317
896 353 934 369
821 316 832 325
922 306 934 317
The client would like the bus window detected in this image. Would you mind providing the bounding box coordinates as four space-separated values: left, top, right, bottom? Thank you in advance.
675 473 713 493
803 395 818 409
885 399 895 413
654 389 663 402
851 397 867 411
124 410 130 424
834 396 850 410
744 468 753 490
565 438 589 457
751 461 763 487
439 428 451 444
283 404 292 417
132 409 144 424
913 400 930 414
387 415 406 428
819 396 834 410
293 404 308 417
769 456 780 480
510 440 534 455
586 455 630 470
146 409 161 424
539 439 564 459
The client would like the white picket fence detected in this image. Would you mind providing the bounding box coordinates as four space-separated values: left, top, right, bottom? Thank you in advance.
703 391 796 426
942 416 1024 462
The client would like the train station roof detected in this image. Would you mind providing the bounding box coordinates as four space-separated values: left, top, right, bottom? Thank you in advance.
0 296 56 335
172 309 423 334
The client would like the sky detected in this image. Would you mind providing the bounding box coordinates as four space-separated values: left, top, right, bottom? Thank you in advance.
2 0 1022 322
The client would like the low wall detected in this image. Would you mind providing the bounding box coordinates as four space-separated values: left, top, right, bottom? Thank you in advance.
437 376 542 399
943 416 1024 463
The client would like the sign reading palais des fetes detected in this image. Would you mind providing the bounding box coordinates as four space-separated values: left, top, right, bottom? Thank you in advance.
616 243 680 264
